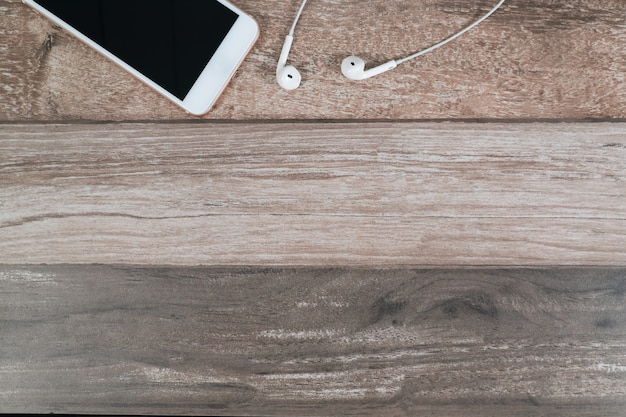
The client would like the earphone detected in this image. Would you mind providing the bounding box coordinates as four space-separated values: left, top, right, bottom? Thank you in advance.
277 0 505 89
276 0 308 90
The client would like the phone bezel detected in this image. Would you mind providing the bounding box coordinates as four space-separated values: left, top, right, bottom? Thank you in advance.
22 0 259 115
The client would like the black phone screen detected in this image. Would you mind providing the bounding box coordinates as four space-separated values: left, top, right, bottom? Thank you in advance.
32 0 239 100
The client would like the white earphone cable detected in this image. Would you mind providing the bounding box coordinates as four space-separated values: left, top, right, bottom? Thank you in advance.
396 0 506 65
281 0 506 85
289 0 309 36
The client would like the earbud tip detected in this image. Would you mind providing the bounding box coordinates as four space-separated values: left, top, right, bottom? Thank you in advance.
277 65 302 90
341 56 365 80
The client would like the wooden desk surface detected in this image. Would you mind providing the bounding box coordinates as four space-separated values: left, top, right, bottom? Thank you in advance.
2 0 625 121
1 0 625 415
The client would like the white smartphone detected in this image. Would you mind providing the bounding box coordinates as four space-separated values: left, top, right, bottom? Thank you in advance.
23 0 259 115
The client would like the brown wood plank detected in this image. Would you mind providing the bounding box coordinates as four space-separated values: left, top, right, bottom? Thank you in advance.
2 122 626 266
1 0 625 121
1 265 625 416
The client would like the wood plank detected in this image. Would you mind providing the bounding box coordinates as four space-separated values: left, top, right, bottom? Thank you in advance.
2 122 626 266
1 265 624 416
1 0 625 121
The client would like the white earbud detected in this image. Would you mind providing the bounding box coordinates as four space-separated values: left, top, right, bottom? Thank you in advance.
277 0 308 90
276 35 302 90
341 0 505 81
277 65 302 90
341 56 398 81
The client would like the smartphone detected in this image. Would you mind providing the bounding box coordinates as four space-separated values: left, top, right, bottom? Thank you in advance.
23 0 259 115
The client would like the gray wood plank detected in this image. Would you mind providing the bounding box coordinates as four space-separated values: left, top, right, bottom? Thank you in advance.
1 265 625 416
2 122 626 266
1 0 624 121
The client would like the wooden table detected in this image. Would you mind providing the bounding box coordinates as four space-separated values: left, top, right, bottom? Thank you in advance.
1 0 625 415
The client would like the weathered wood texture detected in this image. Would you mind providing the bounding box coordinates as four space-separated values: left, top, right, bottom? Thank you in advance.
1 0 624 121
1 266 625 416
2 122 626 266
3 1 625 416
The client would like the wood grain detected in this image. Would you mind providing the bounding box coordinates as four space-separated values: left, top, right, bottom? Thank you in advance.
1 122 625 266
3 2 625 415
1 265 624 416
1 0 625 121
